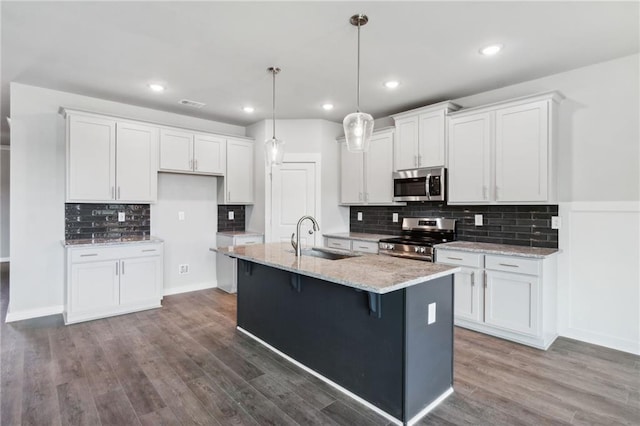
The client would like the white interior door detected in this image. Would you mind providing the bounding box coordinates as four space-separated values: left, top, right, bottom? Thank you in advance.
270 162 318 247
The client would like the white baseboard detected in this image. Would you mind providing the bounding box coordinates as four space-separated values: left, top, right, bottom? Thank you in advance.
0 257 10 263
560 328 640 355
163 281 217 296
5 304 64 323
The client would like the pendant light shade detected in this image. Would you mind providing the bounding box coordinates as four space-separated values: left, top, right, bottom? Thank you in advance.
265 66 285 167
344 14 374 153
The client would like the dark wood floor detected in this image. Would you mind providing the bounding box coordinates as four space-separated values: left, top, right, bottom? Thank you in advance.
1 264 638 426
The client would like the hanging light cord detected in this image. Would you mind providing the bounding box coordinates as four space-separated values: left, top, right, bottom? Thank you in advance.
356 17 361 113
272 68 277 139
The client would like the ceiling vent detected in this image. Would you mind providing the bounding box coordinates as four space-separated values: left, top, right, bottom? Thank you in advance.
179 99 206 108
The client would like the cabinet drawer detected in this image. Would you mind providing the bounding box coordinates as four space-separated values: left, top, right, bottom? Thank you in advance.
351 240 378 254
485 255 540 276
436 249 484 268
326 238 351 251
69 243 162 263
234 235 263 246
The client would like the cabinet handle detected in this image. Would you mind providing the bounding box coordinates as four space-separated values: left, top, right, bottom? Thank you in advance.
365 192 369 201
194 159 198 170
482 186 488 200
228 191 231 201
359 192 363 201
484 271 487 288
142 249 156 252
80 253 98 257
117 187 121 199
111 186 115 199
498 263 519 268
471 271 475 286
447 256 463 261
116 261 119 275
495 185 500 200
414 155 418 167
121 261 125 275
418 154 422 166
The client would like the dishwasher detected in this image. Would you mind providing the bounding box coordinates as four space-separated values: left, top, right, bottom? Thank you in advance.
216 232 264 293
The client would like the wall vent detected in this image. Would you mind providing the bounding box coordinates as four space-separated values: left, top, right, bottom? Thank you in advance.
179 99 206 108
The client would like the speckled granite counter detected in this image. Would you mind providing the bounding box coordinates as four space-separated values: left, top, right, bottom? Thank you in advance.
436 241 558 258
323 232 397 242
213 242 459 294
62 236 164 248
216 230 264 238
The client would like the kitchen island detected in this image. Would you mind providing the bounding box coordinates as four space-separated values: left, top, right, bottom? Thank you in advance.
213 242 460 425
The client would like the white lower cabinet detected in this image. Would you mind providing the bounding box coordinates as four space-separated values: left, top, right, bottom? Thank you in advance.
437 248 557 349
65 242 164 324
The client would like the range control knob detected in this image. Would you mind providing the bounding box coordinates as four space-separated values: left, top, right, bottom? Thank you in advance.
420 247 426 253
389 244 394 250
414 247 420 253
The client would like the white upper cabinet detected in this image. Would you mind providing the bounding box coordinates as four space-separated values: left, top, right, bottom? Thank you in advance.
447 92 563 205
159 128 193 172
194 134 226 175
448 112 492 203
116 122 158 202
339 129 398 205
67 114 116 201
219 138 254 204
159 129 226 175
392 101 460 171
65 110 158 203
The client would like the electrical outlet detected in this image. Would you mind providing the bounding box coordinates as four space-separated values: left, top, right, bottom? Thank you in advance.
392 213 399 223
428 303 436 325
228 211 234 220
474 214 483 226
117 212 125 222
551 216 562 229
357 212 363 221
178 264 189 274
178 211 185 221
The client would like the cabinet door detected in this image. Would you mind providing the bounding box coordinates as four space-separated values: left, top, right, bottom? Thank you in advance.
67 115 116 201
448 112 492 203
453 267 483 322
365 132 394 203
116 122 158 202
485 270 539 336
340 142 364 204
495 101 549 202
394 116 419 171
70 260 119 313
119 256 162 305
159 129 193 172
418 110 446 167
226 139 254 203
194 134 226 175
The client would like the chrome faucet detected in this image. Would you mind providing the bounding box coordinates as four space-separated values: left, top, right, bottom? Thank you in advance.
291 215 320 256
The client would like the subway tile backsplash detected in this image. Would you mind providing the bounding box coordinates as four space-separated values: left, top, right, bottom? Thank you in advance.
350 203 558 248
218 205 246 232
65 203 150 241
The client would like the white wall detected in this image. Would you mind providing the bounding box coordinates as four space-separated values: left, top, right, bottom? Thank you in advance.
8 83 244 319
450 54 640 354
246 119 348 239
0 146 9 260
151 173 218 295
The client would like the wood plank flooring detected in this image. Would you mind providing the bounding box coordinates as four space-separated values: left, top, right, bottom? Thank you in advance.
1 264 638 425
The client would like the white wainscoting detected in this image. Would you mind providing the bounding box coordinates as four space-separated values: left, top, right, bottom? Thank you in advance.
557 201 640 355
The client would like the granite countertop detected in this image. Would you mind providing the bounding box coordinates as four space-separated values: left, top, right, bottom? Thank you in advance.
62 236 164 248
323 232 398 242
212 242 459 294
436 241 559 258
216 230 264 237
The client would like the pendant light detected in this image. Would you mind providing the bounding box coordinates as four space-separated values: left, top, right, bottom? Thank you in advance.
343 14 374 153
265 66 285 167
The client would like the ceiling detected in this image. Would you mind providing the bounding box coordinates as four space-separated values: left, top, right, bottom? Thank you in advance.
1 1 638 143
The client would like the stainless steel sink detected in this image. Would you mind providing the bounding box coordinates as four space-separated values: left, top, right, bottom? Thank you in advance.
290 247 358 260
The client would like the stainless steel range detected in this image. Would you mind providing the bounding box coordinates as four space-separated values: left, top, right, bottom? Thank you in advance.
378 217 456 261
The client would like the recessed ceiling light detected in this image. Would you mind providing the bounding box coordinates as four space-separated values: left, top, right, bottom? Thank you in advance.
480 44 503 56
148 83 165 92
322 103 334 111
384 81 400 89
242 106 255 113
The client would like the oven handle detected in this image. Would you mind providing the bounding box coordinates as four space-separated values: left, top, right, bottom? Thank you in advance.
379 251 433 262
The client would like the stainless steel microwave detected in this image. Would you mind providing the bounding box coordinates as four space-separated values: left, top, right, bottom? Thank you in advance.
393 167 446 202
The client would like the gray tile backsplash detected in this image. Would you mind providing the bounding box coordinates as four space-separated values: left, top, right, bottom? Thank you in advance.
65 203 151 241
218 205 246 232
350 203 558 248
